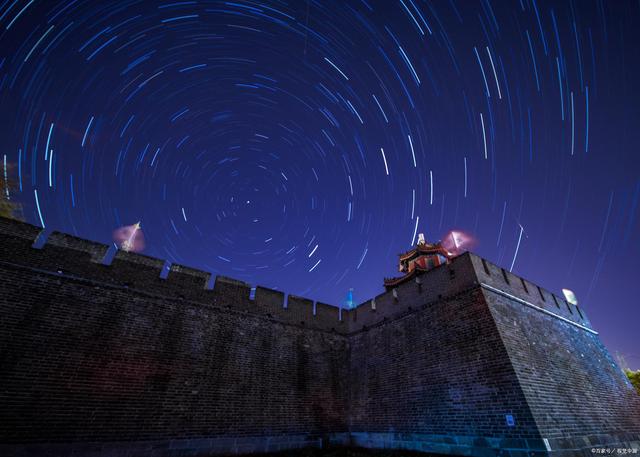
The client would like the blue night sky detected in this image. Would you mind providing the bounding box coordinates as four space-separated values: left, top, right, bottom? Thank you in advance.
0 1 638 368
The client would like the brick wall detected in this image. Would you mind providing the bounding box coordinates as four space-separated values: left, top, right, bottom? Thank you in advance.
483 287 640 452
0 219 349 456
1 216 639 457
347 285 544 455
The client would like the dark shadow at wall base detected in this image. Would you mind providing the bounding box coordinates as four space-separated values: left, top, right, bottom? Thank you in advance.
4 440 640 457
0 445 448 457
235 448 445 457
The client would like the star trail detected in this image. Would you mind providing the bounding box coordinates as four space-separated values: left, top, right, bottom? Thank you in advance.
0 0 639 367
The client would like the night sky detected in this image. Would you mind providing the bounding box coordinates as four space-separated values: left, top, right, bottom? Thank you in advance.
1 1 639 368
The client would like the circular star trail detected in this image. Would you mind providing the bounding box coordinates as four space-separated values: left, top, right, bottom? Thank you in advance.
1 1 639 365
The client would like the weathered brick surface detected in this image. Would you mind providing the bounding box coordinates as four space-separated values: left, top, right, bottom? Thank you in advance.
0 216 638 457
470 254 590 329
0 261 349 445
483 287 640 452
348 286 544 454
348 252 479 333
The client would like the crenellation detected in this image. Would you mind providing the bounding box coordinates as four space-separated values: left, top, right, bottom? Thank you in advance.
166 264 212 299
314 301 348 333
0 229 45 264
0 252 350 453
108 250 166 289
31 227 49 248
168 263 211 281
46 231 110 262
0 217 637 457
0 228 111 280
468 253 592 328
348 253 479 332
347 300 376 327
561 296 574 315
37 243 107 277
352 292 392 330
254 286 288 319
113 249 166 269
159 259 171 279
0 216 42 240
575 305 591 327
286 295 315 324
213 275 253 311
100 243 118 265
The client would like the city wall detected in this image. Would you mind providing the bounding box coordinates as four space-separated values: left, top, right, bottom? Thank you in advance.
0 216 639 456
0 218 350 455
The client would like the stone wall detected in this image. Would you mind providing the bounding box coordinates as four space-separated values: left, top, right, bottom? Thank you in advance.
468 253 640 452
345 252 640 456
0 218 349 456
481 277 640 453
0 216 639 457
348 286 546 455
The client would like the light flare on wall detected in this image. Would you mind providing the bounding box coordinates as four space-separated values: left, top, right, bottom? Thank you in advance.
113 222 145 253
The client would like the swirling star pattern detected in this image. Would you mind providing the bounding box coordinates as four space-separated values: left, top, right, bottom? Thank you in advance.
1 1 639 366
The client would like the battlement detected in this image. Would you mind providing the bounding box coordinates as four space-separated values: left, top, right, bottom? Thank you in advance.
0 216 349 334
469 253 593 331
348 250 592 335
1 215 638 457
0 216 592 336
0 215 42 240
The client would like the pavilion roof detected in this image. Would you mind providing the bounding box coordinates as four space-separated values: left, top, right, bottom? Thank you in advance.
398 242 451 261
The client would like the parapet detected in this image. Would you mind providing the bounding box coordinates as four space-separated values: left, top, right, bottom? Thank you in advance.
347 251 480 332
0 220 111 275
213 276 253 311
254 286 287 318
347 250 592 334
468 253 592 330
0 217 348 333
46 231 109 262
0 215 590 336
286 295 315 323
0 216 41 240
209 278 348 332
168 263 212 298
